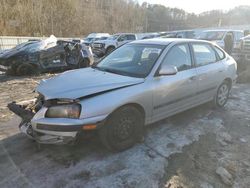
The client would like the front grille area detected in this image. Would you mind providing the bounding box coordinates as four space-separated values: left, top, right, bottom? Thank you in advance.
93 43 103 48
243 40 250 51
36 124 82 132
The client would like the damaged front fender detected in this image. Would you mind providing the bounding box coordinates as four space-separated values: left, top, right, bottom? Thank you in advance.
8 99 77 145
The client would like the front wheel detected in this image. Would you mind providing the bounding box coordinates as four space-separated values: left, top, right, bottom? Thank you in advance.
16 63 34 75
98 106 144 151
78 58 90 68
214 82 230 107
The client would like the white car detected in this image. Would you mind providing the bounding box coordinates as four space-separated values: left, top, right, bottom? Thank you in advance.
92 33 137 56
83 33 110 46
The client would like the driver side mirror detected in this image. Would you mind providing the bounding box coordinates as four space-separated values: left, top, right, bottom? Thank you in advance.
158 64 178 76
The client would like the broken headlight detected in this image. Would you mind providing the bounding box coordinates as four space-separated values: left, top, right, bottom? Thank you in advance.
45 104 81 119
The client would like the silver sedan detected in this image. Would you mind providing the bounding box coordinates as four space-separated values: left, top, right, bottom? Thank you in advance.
9 38 237 151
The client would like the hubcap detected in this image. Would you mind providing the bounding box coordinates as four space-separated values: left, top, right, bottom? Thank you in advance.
114 117 134 141
217 84 229 106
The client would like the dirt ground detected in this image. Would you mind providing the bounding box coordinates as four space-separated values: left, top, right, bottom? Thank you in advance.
0 73 250 188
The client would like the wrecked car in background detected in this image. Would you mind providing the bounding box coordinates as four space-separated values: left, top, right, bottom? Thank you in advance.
0 35 94 75
8 38 237 151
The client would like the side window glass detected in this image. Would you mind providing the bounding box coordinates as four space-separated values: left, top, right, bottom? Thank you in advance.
118 35 126 41
127 35 136 40
214 46 225 60
162 44 192 71
192 44 217 66
236 32 244 40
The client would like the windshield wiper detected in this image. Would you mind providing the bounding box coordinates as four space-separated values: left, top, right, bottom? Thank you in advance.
92 66 130 76
104 68 133 77
92 65 135 77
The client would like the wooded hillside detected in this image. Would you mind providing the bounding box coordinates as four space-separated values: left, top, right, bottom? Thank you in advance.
0 0 250 37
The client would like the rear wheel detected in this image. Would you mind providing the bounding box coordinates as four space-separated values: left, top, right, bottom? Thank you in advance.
99 106 144 151
214 81 230 107
16 63 34 75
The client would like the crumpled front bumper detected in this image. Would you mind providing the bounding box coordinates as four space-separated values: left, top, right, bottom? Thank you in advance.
19 121 77 144
8 101 107 145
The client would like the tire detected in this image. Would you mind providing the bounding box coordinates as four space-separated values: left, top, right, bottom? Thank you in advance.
214 81 230 108
106 46 115 55
6 62 19 75
16 63 34 75
99 106 144 151
78 58 90 68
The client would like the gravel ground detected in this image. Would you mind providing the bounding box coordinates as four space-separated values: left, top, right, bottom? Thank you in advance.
0 73 55 139
0 73 250 188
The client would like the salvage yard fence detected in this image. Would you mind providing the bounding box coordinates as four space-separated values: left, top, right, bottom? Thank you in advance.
0 36 81 51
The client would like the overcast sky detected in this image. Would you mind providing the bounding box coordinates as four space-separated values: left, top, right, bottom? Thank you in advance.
137 0 250 14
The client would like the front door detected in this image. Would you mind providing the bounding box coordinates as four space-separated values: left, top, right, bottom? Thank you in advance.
152 44 198 122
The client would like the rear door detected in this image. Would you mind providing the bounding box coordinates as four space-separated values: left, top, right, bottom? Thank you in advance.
191 43 226 103
152 43 199 122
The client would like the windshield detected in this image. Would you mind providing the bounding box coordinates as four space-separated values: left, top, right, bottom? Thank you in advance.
23 42 44 52
107 35 120 40
93 44 165 78
85 38 94 42
198 31 226 40
13 41 37 50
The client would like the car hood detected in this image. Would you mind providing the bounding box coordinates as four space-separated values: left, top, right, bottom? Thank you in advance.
37 68 145 100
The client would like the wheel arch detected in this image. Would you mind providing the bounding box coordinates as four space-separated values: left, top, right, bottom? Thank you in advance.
107 103 146 123
16 62 38 75
223 77 232 89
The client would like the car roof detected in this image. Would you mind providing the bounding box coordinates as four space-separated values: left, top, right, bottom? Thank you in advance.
114 33 136 35
130 38 209 46
87 33 110 38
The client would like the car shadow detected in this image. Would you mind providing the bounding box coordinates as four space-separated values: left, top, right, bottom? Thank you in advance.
147 102 214 131
0 102 217 187
1 102 213 163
